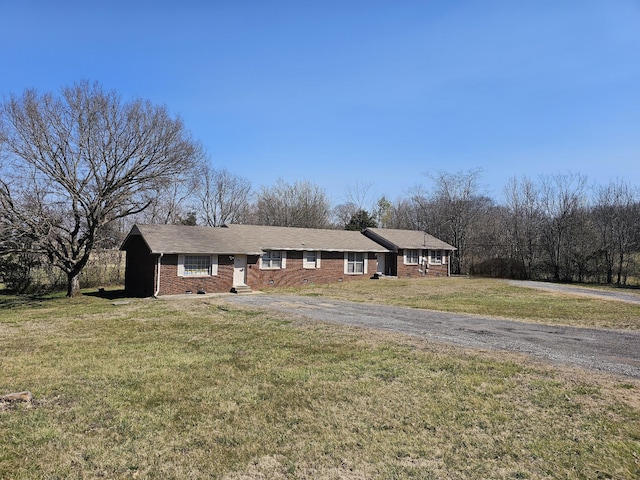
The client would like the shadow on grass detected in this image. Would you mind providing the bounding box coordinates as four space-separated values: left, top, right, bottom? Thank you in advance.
0 287 130 309
0 291 60 309
83 288 129 300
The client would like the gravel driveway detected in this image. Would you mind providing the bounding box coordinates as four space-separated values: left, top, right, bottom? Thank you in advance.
223 292 640 379
507 280 640 304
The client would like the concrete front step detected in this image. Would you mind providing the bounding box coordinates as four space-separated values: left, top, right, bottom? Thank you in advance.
231 285 253 294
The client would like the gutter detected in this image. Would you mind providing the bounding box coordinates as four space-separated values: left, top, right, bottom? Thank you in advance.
154 253 163 297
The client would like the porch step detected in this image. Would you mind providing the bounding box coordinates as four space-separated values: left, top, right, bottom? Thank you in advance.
231 284 253 294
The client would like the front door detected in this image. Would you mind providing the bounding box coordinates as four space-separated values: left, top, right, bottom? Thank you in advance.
386 253 397 276
233 255 247 286
376 253 385 275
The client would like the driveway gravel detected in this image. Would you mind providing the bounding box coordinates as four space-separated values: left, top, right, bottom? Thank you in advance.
223 293 640 379
508 280 640 304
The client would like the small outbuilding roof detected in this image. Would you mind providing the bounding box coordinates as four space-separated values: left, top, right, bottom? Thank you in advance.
121 223 390 255
363 228 456 252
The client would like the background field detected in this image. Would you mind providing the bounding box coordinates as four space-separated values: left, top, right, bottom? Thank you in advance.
1 279 639 479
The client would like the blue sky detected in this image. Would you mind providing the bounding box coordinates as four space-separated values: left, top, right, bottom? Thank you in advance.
3 0 640 205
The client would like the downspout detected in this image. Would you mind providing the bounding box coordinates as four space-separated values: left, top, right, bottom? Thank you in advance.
154 253 163 297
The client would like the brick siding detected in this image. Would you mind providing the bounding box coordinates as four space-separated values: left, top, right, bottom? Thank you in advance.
125 243 451 297
158 254 235 295
155 251 380 295
247 251 378 289
393 249 450 279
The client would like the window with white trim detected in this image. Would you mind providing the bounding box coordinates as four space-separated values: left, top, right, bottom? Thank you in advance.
430 250 443 264
178 255 218 276
303 251 321 269
346 252 365 274
261 251 285 269
405 249 419 265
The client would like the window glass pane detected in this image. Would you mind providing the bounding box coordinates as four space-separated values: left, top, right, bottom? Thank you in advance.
347 252 364 273
304 251 317 268
184 256 210 275
263 251 282 268
407 249 418 264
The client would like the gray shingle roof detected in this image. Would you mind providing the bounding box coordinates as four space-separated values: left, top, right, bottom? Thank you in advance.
225 224 389 252
122 224 389 254
364 228 456 251
122 224 264 254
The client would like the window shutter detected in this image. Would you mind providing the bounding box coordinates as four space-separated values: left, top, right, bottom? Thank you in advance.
363 254 368 274
281 251 287 269
211 255 218 276
177 255 185 276
316 251 321 268
344 252 349 274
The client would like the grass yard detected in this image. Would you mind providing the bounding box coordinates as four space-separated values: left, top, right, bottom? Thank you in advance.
277 277 640 330
1 281 639 479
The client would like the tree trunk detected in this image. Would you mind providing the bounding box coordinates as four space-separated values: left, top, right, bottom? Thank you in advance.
67 273 81 297
616 252 625 286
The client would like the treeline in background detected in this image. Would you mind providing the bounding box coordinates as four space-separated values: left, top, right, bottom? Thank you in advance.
1 83 637 294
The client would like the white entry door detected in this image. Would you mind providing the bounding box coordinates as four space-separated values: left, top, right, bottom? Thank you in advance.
233 255 247 286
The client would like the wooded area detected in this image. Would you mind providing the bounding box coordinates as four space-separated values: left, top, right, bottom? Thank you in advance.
1 83 638 294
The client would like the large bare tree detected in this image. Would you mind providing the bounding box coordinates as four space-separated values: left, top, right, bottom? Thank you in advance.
0 81 202 296
254 179 331 228
503 176 543 277
420 169 489 274
593 180 639 284
195 165 251 226
538 172 590 281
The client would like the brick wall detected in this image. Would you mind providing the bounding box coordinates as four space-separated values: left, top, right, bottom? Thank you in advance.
158 254 235 295
247 251 379 289
156 251 380 295
394 249 451 279
154 249 451 296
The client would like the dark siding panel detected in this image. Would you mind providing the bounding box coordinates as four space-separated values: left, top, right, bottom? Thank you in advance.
124 236 156 297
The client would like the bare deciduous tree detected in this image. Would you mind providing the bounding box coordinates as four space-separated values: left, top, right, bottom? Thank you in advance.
503 176 543 278
132 167 200 226
538 172 590 281
195 165 251 226
593 180 640 284
332 202 359 228
0 81 203 296
425 169 489 274
254 179 331 228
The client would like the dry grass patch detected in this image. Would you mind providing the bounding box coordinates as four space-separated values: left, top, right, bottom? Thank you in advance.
277 277 640 329
1 293 639 479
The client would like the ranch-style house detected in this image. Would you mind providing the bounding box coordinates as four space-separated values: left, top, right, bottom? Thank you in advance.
120 224 455 296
